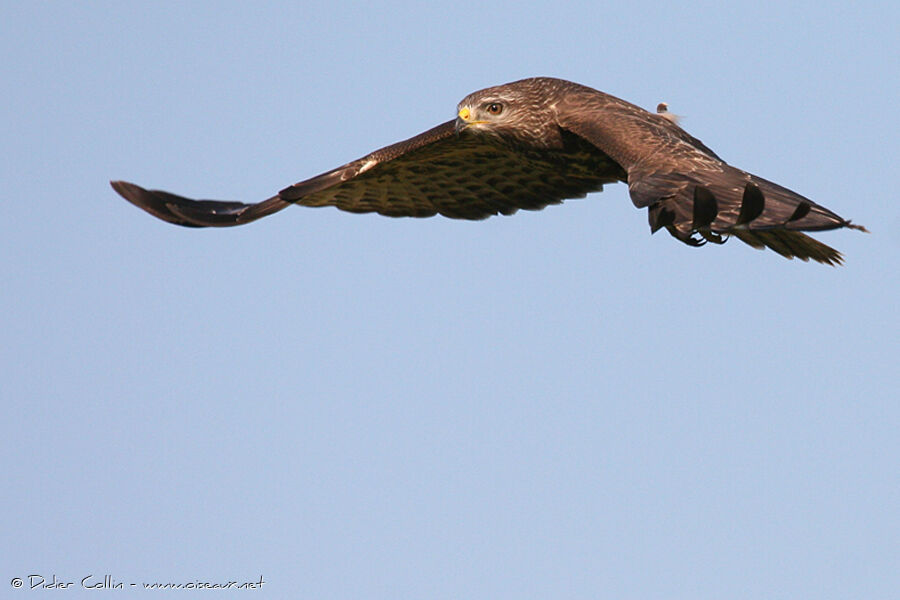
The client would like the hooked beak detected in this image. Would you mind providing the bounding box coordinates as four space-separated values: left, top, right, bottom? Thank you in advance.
455 106 487 134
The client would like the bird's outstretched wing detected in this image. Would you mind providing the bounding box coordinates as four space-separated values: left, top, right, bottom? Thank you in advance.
112 120 624 227
556 95 866 265
110 181 289 228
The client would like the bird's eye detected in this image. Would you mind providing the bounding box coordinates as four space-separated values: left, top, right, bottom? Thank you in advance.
486 102 503 115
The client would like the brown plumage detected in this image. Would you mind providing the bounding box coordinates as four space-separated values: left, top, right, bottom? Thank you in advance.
111 77 866 264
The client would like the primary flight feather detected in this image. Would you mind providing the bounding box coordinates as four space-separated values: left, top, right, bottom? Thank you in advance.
112 77 865 265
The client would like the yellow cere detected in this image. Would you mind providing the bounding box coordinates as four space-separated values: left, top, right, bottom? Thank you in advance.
458 107 470 121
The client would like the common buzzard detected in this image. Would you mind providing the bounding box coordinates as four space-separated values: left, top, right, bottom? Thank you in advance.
112 77 865 265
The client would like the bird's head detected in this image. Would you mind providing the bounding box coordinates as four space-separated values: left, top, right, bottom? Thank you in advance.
455 77 565 148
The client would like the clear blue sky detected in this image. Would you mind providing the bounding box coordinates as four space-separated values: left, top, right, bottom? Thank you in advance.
2 2 897 598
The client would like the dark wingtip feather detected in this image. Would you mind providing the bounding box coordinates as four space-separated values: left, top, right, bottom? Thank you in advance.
110 180 199 226
110 180 145 205
111 179 289 228
648 202 676 233
736 182 765 225
692 186 718 229
787 200 811 224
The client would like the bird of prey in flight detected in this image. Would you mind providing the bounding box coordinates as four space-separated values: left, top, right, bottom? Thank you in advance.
112 77 865 265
